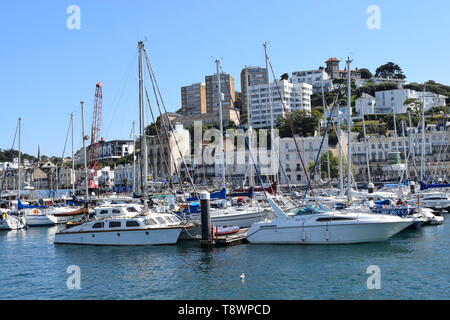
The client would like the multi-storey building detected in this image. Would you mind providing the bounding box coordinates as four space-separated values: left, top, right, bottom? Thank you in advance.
249 79 313 129
324 57 362 80
352 123 450 181
57 166 75 189
415 91 447 111
375 89 447 114
375 89 417 114
205 72 235 113
74 140 134 167
240 66 268 115
147 123 191 181
278 135 328 185
181 82 207 116
291 68 333 93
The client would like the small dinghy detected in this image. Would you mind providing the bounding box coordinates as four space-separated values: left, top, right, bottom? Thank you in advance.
213 225 240 237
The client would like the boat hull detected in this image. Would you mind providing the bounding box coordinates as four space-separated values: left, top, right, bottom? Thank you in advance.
54 227 182 246
25 214 58 227
0 216 26 230
247 220 414 244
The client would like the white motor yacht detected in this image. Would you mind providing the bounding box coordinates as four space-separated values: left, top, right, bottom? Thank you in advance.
54 212 190 246
414 193 450 212
247 197 416 245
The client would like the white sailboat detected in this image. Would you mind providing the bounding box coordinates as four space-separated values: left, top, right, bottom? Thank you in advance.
21 208 58 226
45 205 92 224
0 119 27 231
0 210 26 230
55 41 194 246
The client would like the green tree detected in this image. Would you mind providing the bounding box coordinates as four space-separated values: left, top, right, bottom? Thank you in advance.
320 151 339 179
375 62 406 79
280 73 289 81
276 110 322 138
359 68 373 79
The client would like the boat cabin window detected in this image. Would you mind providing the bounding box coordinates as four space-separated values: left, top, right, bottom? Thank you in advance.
155 217 167 225
163 217 174 224
287 206 331 216
92 222 104 229
109 221 122 228
126 207 138 213
168 216 181 223
144 218 158 226
112 209 121 214
126 220 140 227
99 210 108 215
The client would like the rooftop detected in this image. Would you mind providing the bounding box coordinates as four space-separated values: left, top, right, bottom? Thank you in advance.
325 57 340 63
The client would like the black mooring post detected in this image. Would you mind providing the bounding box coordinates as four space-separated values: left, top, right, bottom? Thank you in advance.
410 181 416 194
200 191 212 247
368 182 374 201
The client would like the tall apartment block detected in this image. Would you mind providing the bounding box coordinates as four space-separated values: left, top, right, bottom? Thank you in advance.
180 82 207 116
205 73 235 113
240 66 268 115
179 73 240 127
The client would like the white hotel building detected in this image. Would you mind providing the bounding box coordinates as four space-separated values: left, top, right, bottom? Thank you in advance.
291 69 333 93
375 89 447 114
249 79 313 129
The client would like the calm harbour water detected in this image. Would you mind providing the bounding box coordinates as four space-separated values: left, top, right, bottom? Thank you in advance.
1 219 449 300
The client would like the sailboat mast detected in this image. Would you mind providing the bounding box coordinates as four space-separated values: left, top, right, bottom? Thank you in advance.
263 42 276 184
80 100 89 200
338 106 343 190
346 57 352 205
18 117 22 199
245 67 254 187
71 112 75 195
420 85 426 181
138 41 149 212
215 59 226 188
401 120 409 179
132 120 136 193
361 109 371 183
321 80 331 180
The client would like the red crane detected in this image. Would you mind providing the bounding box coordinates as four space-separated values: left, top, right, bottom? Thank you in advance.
89 82 103 189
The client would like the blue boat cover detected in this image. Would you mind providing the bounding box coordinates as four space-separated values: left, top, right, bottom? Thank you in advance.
419 181 450 191
186 188 227 202
17 198 48 209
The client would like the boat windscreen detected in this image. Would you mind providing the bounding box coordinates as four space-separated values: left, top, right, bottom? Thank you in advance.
288 205 331 216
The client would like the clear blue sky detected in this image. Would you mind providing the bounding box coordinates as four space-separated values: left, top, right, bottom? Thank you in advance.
1 0 449 157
